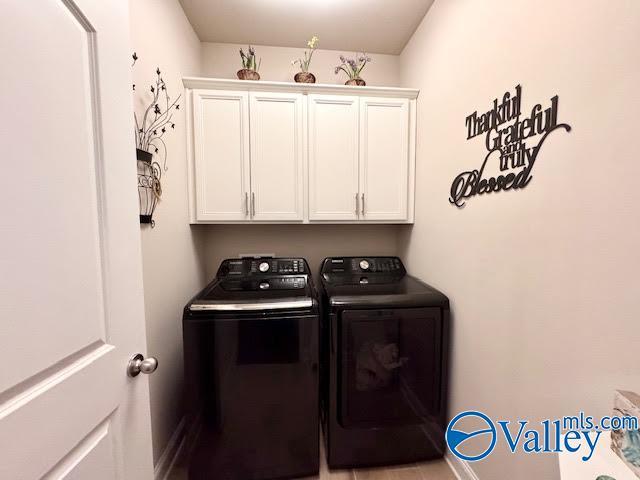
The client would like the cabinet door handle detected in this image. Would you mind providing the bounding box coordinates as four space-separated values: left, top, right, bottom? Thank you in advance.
251 192 255 217
361 193 365 216
355 193 359 216
244 192 249 216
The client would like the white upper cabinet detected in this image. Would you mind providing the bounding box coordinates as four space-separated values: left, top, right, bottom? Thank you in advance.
308 94 359 221
359 97 410 221
249 92 304 221
185 78 417 224
192 89 250 221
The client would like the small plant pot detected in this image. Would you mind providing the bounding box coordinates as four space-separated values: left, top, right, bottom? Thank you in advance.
237 69 260 81
136 148 152 163
345 78 366 86
294 72 316 83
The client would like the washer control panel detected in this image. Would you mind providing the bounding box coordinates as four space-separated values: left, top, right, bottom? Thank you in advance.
217 257 307 277
250 258 305 274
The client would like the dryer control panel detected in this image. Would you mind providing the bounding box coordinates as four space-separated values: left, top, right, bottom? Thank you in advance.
321 256 406 284
323 257 405 274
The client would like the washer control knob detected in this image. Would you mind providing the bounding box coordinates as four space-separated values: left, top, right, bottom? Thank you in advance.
359 259 370 271
259 281 270 290
258 261 270 272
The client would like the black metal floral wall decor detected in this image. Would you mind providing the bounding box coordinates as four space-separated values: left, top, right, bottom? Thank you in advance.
449 85 572 208
132 52 180 226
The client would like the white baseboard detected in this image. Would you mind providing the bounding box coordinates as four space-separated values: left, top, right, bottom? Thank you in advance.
154 417 186 480
152 419 475 480
445 452 480 480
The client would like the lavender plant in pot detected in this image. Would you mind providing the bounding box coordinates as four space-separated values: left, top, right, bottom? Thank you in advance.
238 46 261 80
291 36 319 83
334 53 372 86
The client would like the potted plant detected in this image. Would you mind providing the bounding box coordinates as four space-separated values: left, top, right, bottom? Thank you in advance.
291 36 319 83
238 46 261 80
334 53 372 86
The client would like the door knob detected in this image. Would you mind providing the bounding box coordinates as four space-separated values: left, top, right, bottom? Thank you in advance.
127 353 159 377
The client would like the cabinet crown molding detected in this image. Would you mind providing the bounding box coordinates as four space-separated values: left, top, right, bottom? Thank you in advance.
183 77 419 99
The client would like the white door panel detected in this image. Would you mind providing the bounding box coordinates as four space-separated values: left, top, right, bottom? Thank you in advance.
0 1 106 394
3 346 118 479
249 92 304 221
359 97 410 221
193 90 251 221
308 95 359 221
0 0 153 478
47 421 117 480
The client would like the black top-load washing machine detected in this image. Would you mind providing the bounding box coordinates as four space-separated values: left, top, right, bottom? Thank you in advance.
183 257 319 480
319 256 450 469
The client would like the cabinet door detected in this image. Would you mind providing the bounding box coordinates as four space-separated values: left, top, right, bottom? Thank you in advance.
308 95 359 221
359 97 410 221
249 92 304 221
193 89 250 221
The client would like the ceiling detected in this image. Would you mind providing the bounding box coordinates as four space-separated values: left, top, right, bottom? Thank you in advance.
178 0 434 55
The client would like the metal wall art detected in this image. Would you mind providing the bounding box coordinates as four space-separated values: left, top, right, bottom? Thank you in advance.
449 85 572 208
137 148 162 227
132 53 180 226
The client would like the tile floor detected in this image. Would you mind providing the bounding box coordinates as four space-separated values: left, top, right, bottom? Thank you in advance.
170 458 456 480
170 440 456 480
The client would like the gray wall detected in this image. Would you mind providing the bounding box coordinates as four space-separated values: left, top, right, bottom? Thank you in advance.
202 225 399 281
130 0 207 464
399 0 640 478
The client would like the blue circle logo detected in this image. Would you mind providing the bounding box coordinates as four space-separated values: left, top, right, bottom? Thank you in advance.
446 411 497 462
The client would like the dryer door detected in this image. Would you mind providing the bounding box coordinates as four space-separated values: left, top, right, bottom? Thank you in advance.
339 307 443 428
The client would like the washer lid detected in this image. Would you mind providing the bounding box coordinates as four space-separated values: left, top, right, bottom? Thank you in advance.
188 257 317 312
189 278 315 311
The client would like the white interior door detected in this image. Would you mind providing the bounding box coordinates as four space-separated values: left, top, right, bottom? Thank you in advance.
359 97 410 221
0 1 154 479
192 89 251 221
249 92 304 221
308 94 360 221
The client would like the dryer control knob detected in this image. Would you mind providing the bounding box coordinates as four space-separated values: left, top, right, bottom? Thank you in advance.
259 261 270 272
359 259 370 271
